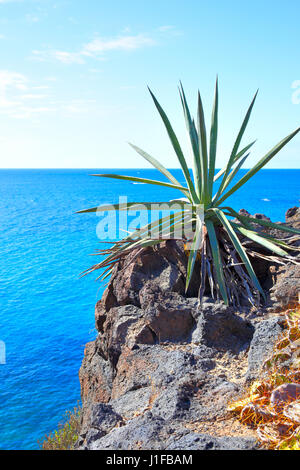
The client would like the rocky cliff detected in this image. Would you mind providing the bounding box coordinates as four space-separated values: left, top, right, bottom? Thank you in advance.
76 208 300 450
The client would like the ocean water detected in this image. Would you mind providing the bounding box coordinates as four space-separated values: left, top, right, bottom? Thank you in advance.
0 168 299 450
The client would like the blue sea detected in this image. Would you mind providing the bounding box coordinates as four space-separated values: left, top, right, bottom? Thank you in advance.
0 168 299 450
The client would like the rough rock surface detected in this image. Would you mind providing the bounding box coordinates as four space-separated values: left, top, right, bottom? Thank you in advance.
76 209 299 451
286 206 300 230
270 383 300 411
269 264 300 310
246 317 284 383
266 205 299 309
236 207 300 308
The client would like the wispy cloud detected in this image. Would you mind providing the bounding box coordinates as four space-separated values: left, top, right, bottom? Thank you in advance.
158 25 175 32
20 93 48 100
0 69 97 119
84 35 155 53
0 70 50 118
157 25 183 36
25 13 39 23
32 33 156 64
0 0 23 3
0 71 28 107
52 50 84 65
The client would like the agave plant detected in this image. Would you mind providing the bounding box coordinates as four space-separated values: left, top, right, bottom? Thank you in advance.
78 80 300 306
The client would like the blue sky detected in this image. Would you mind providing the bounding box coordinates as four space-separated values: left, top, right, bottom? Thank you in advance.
0 0 299 168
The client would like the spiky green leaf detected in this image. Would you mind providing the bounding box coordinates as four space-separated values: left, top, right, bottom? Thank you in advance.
197 90 208 201
91 173 187 192
222 206 300 235
148 87 199 202
214 91 258 202
234 225 289 256
206 219 229 304
128 143 188 198
213 154 249 201
216 127 300 206
212 208 266 299
185 216 203 291
179 83 202 201
208 77 218 197
76 201 188 214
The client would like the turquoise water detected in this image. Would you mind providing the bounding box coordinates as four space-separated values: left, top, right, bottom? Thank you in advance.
0 169 299 449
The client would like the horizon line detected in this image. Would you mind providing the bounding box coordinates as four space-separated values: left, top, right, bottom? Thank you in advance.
0 167 299 171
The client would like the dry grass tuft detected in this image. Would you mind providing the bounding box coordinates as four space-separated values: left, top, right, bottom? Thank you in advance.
38 405 81 450
228 307 300 450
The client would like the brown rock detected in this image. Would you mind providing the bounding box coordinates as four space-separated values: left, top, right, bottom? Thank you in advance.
283 400 300 424
104 304 143 367
286 206 300 229
270 383 300 411
79 338 113 404
126 320 156 347
95 282 118 333
270 263 300 309
145 294 197 343
111 346 157 400
253 213 271 222
95 300 107 333
107 240 201 310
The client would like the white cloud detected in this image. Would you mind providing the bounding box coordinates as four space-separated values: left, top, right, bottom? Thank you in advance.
21 93 48 100
158 25 175 32
0 0 22 3
32 33 156 64
83 35 155 54
32 85 50 90
157 25 183 37
52 50 84 64
0 71 27 107
0 69 96 119
25 13 39 23
68 17 78 25
0 70 53 118
12 106 52 119
60 98 97 116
